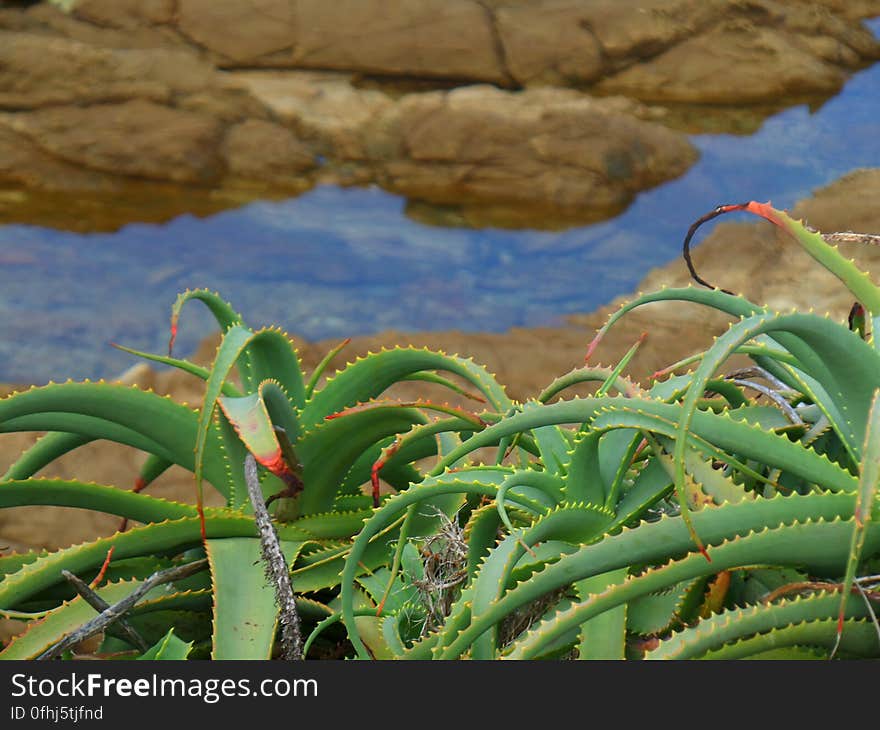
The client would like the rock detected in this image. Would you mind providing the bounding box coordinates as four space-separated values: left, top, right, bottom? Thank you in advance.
0 125 119 191
367 85 698 218
221 73 698 221
0 2 876 208
71 0 175 27
67 0 880 102
0 1 183 50
0 31 217 109
228 71 396 160
794 167 880 234
494 1 605 86
7 1 880 106
4 100 226 183
175 0 296 66
175 86 271 125
596 16 854 103
802 0 880 21
292 0 507 83
222 118 318 184
0 32 314 191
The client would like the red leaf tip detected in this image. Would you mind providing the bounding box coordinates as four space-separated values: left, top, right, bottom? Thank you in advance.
584 333 603 363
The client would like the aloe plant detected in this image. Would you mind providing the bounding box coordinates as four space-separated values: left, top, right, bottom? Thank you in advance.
3 203 878 660
0 290 514 659
333 202 880 660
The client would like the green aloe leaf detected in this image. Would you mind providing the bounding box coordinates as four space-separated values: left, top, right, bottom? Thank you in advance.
340 473 548 659
297 405 430 515
435 491 872 659
430 397 856 496
837 388 880 642
138 628 193 660
206 537 306 660
0 579 143 659
460 503 614 660
237 328 307 410
0 478 197 523
574 569 628 660
0 382 232 499
671 310 880 552
302 347 512 428
586 287 763 362
168 289 244 356
627 577 706 637
0 514 312 609
111 342 240 396
1 432 93 481
646 590 870 660
702 619 879 659
736 202 880 314
218 382 301 496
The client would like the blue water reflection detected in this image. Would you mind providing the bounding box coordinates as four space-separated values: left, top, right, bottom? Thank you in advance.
2 33 879 383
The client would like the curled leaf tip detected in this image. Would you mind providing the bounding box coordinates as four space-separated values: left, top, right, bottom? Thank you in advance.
682 201 753 292
168 318 179 356
584 333 603 363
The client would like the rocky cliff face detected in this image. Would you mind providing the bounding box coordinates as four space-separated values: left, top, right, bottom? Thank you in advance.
0 0 877 223
23 0 880 96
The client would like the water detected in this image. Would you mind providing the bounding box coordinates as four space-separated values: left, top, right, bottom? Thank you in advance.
2 23 879 383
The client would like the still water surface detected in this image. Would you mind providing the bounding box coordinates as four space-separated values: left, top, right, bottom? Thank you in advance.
1 26 879 383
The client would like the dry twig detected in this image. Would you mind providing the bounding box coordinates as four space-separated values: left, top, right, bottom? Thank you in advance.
244 454 302 660
38 559 208 660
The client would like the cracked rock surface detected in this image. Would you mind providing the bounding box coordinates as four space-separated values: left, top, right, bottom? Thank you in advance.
0 6 699 221
8 0 877 97
0 1 877 220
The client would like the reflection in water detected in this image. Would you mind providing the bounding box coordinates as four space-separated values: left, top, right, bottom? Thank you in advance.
1 49 879 383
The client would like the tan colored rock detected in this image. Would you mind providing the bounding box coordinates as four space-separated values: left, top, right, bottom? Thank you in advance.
798 0 880 21
1 2 182 51
597 18 847 103
369 85 698 215
0 125 118 192
6 1 879 106
175 86 272 125
227 71 395 159
794 168 880 235
494 1 605 85
4 100 225 183
1 1 877 201
293 0 506 83
72 0 175 27
222 118 318 184
0 32 216 109
579 0 723 60
226 73 693 216
176 0 296 65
